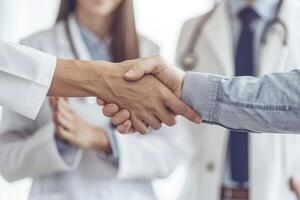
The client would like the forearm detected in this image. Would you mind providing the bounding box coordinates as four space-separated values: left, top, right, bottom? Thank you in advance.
48 59 115 98
182 70 300 133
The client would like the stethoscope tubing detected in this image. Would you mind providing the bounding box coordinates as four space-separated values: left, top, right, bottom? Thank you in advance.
181 0 288 70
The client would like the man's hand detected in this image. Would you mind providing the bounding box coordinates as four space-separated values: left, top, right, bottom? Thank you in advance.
98 56 202 133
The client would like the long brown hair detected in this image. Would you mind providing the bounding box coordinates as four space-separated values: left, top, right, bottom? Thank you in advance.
56 0 140 62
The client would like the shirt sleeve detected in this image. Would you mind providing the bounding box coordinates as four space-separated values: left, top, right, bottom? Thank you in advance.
0 41 56 119
182 70 300 133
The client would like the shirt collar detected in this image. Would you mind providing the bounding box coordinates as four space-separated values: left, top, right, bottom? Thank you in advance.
228 0 281 22
78 22 112 49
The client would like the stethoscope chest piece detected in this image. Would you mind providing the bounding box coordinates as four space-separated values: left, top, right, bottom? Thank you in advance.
182 52 198 70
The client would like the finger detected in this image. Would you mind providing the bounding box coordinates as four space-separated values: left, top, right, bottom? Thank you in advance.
102 103 120 117
124 56 162 81
131 114 149 135
165 97 202 124
96 98 106 106
57 98 74 114
57 113 75 131
155 106 177 127
49 97 59 110
112 109 131 125
144 115 162 130
57 126 79 146
116 120 133 134
57 103 73 121
59 98 73 113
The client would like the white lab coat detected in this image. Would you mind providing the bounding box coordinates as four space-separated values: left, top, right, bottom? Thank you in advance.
0 41 56 119
176 0 300 200
0 15 191 200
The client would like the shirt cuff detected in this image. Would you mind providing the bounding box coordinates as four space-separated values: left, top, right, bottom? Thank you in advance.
181 72 222 122
55 137 82 167
24 53 57 119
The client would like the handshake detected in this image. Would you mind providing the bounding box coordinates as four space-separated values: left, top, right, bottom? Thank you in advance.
94 56 202 134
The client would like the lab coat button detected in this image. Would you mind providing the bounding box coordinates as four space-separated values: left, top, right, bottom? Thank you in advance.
206 162 215 172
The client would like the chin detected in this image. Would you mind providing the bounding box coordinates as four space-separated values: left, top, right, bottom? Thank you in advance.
90 10 112 17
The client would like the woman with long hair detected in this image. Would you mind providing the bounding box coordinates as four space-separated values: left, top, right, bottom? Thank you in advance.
0 1 190 200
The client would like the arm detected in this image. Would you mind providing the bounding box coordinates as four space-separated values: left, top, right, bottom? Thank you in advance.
0 109 82 182
100 56 300 134
51 98 190 180
0 42 200 132
0 41 110 119
182 70 300 133
0 41 56 119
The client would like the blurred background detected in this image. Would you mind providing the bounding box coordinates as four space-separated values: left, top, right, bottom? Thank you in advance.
0 0 213 199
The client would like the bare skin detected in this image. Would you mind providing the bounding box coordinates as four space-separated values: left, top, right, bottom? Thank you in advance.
49 97 111 153
98 56 202 133
75 0 123 39
48 58 201 134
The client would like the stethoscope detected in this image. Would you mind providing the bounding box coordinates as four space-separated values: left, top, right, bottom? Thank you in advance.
181 0 288 70
64 18 80 60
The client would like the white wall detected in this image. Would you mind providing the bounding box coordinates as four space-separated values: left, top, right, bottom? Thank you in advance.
0 0 213 199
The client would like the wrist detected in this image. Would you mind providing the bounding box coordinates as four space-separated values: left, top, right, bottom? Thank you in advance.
50 59 116 98
92 127 112 154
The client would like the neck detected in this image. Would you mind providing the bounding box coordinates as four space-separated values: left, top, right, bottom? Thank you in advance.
75 8 112 39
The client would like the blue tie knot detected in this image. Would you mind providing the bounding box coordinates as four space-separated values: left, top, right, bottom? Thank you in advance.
238 7 259 25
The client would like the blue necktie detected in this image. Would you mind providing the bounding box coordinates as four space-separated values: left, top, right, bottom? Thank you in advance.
229 7 259 185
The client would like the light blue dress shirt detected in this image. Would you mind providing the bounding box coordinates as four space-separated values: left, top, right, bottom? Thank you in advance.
223 0 280 190
183 69 300 133
79 24 112 61
57 23 120 164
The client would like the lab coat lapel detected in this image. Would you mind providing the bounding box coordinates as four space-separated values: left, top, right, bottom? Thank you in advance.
67 15 92 60
257 0 297 76
251 1 300 199
202 2 235 76
67 15 96 104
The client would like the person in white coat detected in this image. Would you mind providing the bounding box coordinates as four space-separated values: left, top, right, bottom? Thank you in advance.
0 0 191 199
174 0 300 199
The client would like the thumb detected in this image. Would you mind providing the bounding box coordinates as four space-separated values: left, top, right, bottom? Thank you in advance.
124 65 148 81
124 57 160 81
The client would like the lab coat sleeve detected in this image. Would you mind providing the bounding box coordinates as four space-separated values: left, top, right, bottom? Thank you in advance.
0 109 82 182
0 41 57 119
116 121 192 180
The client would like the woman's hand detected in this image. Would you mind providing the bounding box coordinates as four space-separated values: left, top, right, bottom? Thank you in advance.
49 97 111 153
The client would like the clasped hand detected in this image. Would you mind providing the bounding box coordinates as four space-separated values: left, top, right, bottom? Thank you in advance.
49 97 111 153
97 56 202 134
